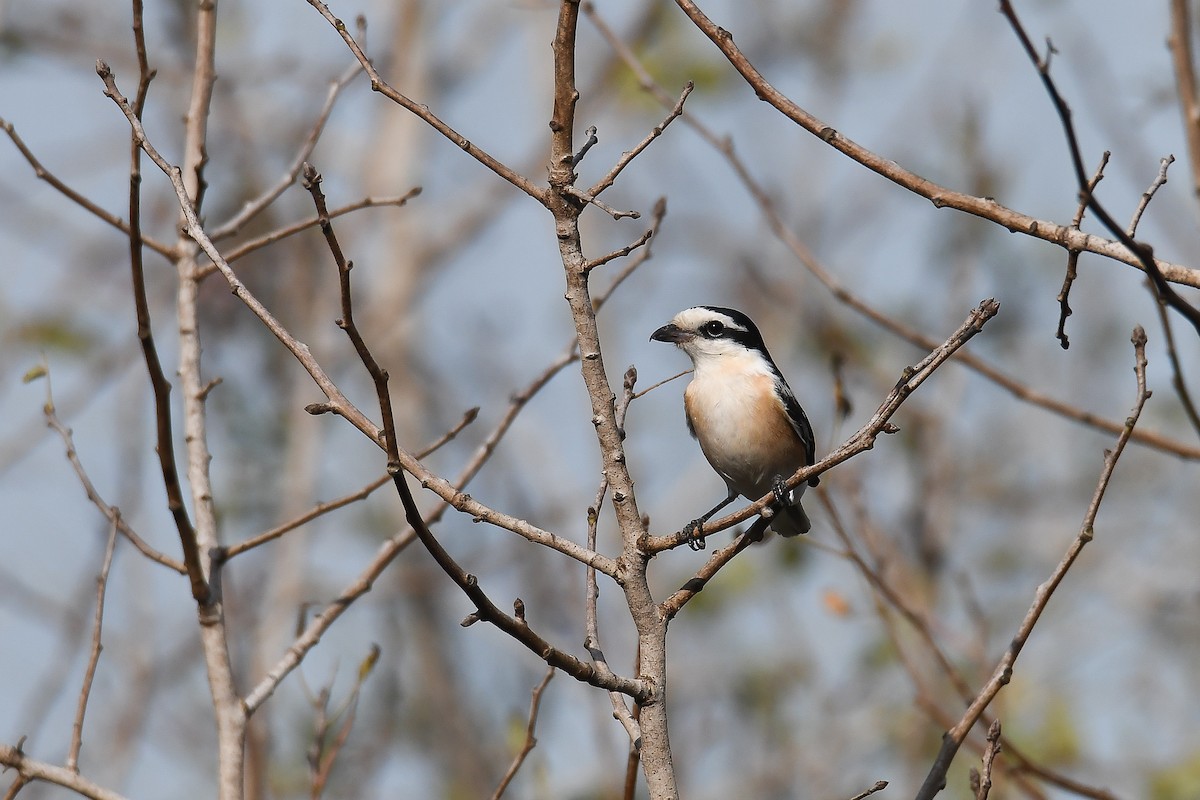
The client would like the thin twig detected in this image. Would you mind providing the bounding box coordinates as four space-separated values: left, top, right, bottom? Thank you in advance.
66 517 119 772
42 388 185 573
562 184 640 219
489 668 556 800
846 781 890 800
1057 152 1109 349
0 119 173 258
586 81 693 198
211 26 367 240
203 190 421 275
222 405 478 559
998 0 1200 336
304 0 545 202
970 720 1002 800
1127 155 1173 237
914 327 1150 800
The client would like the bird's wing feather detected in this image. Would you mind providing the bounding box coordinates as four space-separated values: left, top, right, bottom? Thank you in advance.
775 381 818 484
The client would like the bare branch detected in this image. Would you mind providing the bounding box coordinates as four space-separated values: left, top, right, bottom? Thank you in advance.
667 0 1200 291
489 668 556 800
562 184 640 220
1056 151 1109 350
1127 155 1174 237
66 517 119 772
1168 0 1200 202
304 0 545 202
585 81 693 199
998 0 1200 336
0 119 173 258
42 388 185 573
914 326 1151 800
0 744 128 800
206 190 421 273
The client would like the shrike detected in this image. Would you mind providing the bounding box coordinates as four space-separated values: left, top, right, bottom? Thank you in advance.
652 306 817 548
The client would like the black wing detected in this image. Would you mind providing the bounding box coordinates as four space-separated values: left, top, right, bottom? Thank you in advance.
775 379 819 486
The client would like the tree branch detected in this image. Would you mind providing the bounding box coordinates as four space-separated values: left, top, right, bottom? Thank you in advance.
998 0 1200 337
304 0 545 202
0 743 127 800
489 668 556 800
65 517 119 773
914 326 1151 800
668 0 1200 291
1168 0 1200 203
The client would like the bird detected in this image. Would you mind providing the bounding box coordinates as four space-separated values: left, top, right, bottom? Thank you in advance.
651 306 817 548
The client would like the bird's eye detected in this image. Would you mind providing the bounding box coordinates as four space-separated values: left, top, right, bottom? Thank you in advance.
701 320 725 338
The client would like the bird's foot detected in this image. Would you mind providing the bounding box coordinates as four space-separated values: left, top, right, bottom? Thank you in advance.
682 519 707 551
771 476 790 507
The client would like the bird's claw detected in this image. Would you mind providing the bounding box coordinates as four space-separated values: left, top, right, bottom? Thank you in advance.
683 519 707 551
772 476 790 507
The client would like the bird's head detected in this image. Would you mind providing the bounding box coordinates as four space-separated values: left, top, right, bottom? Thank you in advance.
650 306 773 366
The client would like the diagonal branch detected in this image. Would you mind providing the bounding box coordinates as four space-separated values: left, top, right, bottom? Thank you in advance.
303 163 646 701
914 326 1151 800
669 0 1200 291
585 81 693 199
0 119 173 258
489 668 556 800
304 0 545 202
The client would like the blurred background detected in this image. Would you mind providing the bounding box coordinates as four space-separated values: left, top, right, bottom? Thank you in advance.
2 0 1199 798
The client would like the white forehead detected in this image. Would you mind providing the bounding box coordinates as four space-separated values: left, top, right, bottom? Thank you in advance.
672 307 747 332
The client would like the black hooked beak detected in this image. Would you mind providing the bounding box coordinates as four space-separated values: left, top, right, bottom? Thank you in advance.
650 323 687 343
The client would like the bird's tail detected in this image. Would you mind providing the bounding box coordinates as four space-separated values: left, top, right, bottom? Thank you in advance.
770 501 811 537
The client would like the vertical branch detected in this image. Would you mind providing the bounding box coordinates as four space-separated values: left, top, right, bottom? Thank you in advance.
125 0 207 602
170 0 248 797
488 668 556 800
65 517 119 773
1168 0 1200 203
545 1 676 797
